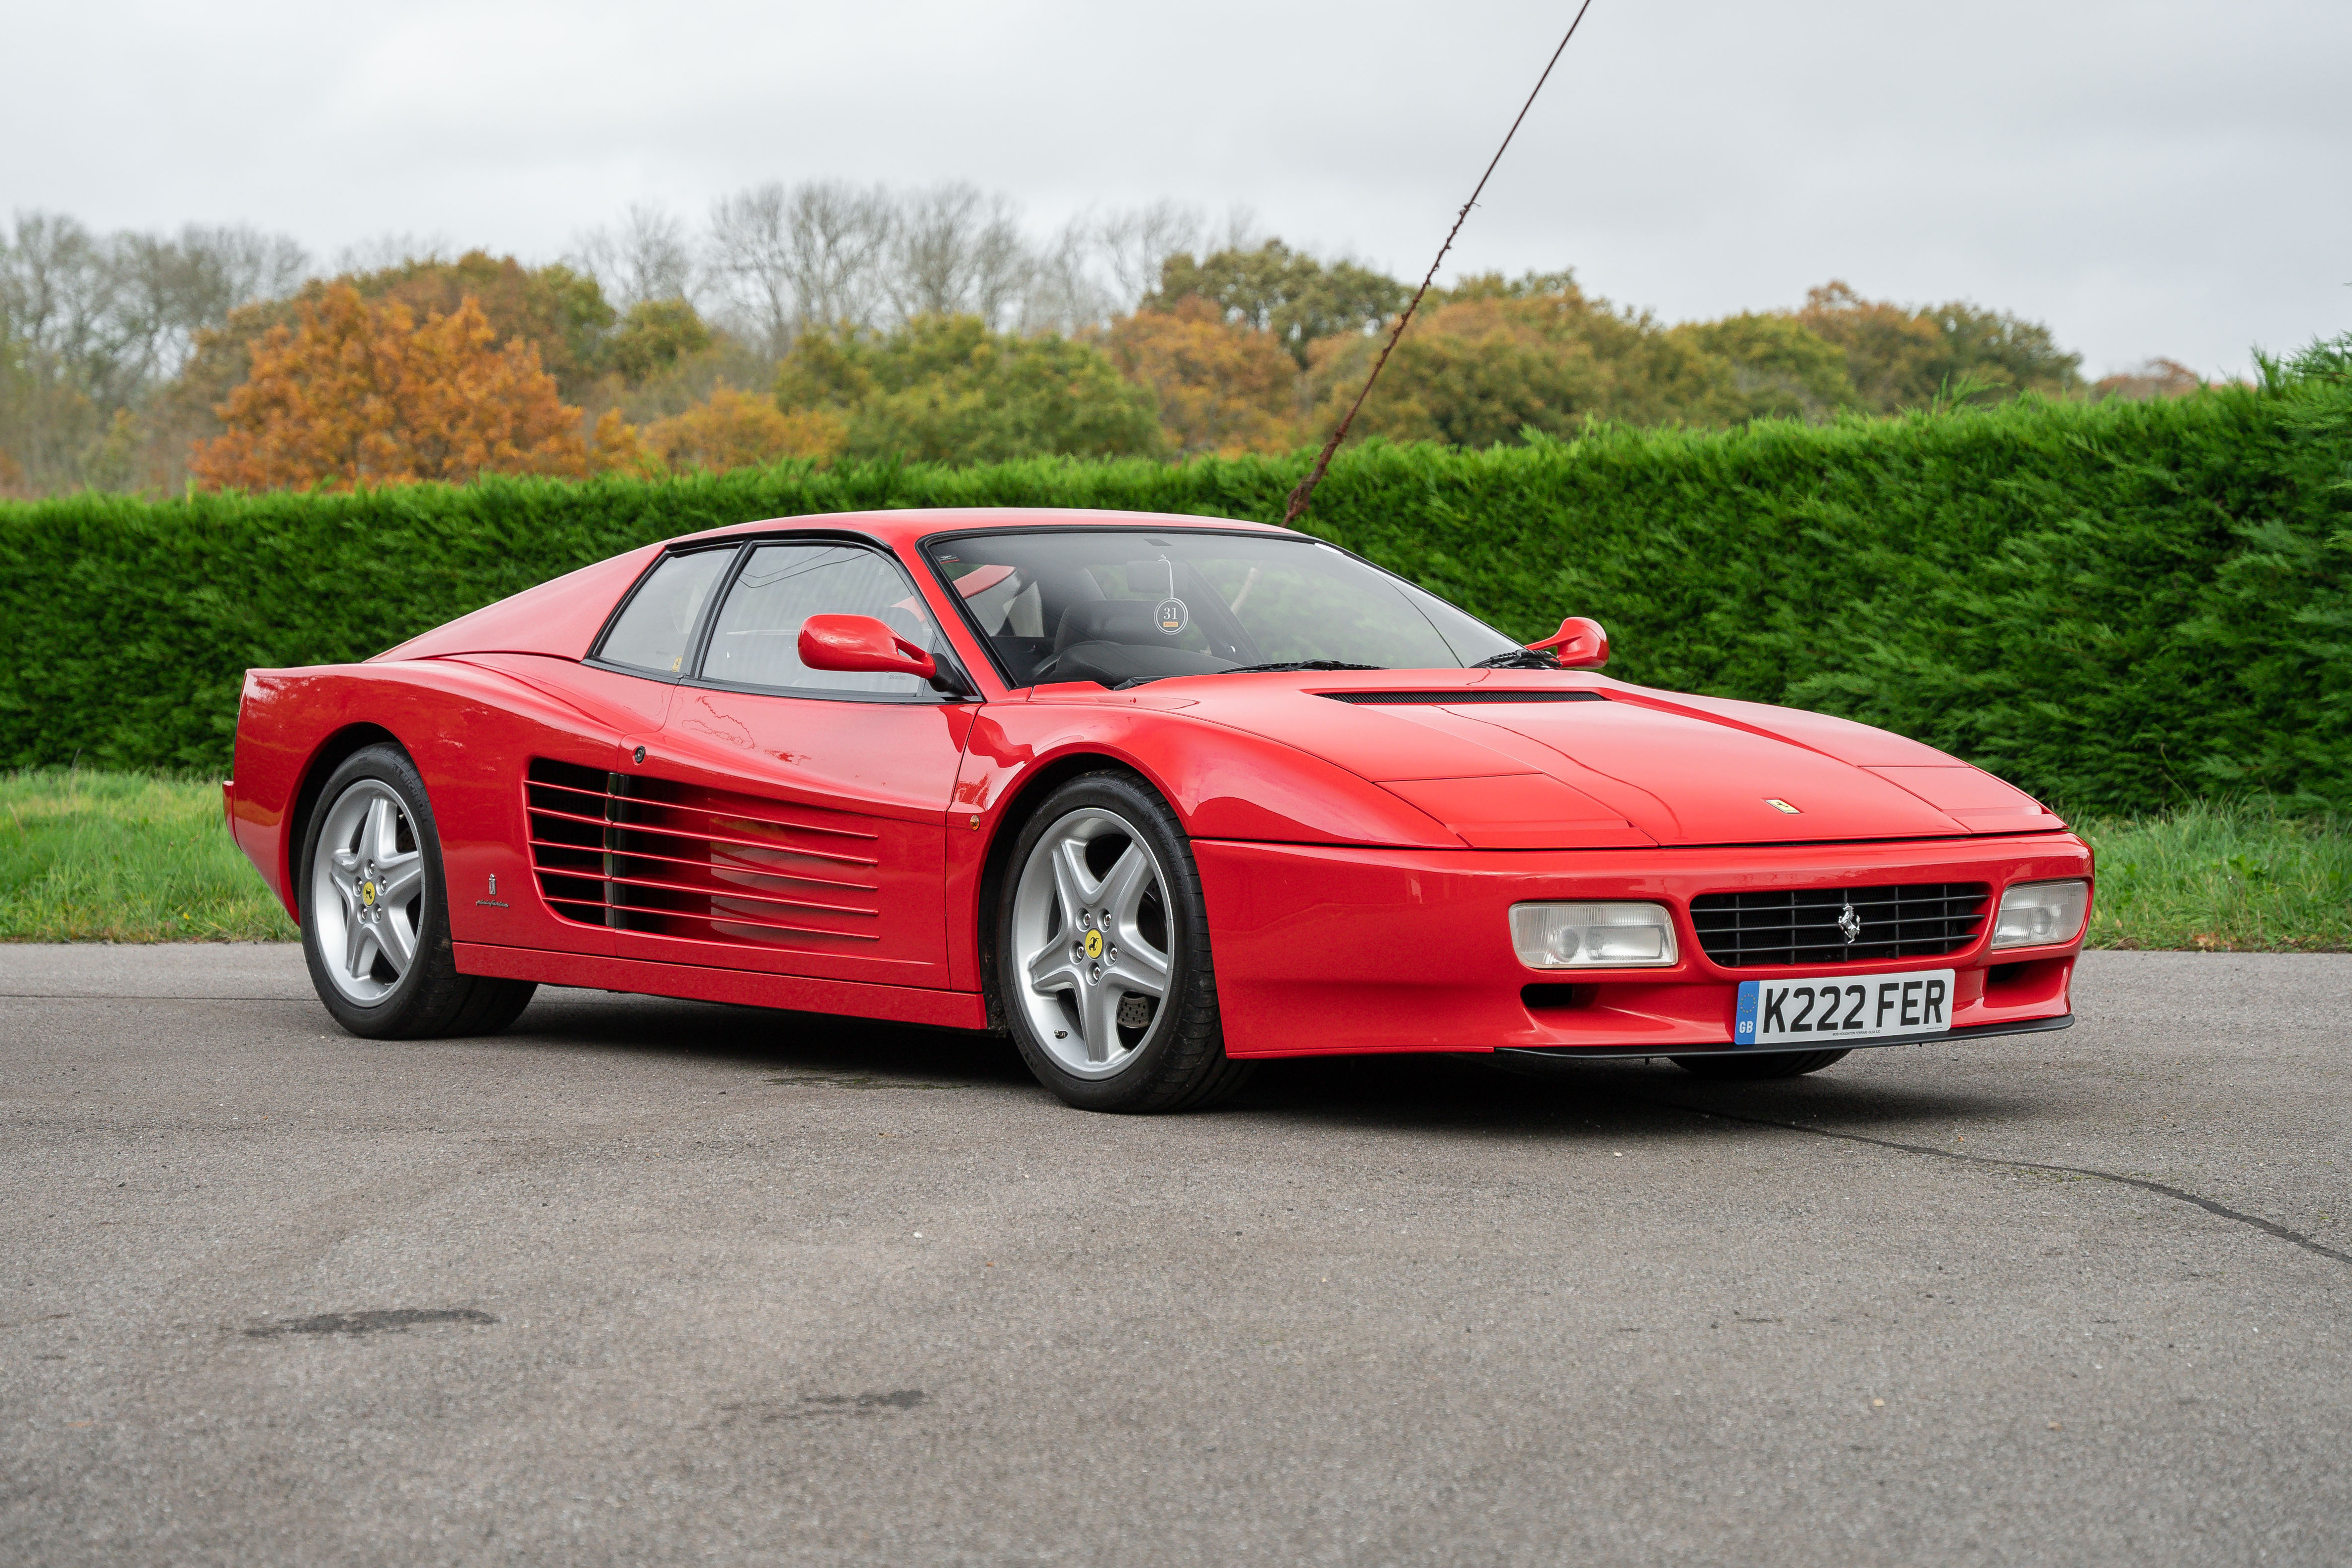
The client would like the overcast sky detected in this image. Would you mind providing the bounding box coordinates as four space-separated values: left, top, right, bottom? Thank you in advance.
8 0 2347 378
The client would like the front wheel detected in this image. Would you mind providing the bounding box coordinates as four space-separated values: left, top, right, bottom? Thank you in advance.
996 772 1251 1113
300 743 537 1040
1670 1048 1850 1080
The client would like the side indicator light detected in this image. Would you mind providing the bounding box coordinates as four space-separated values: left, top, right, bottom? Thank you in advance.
1765 798 1800 814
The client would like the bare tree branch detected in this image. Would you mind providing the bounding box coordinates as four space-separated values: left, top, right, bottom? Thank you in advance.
571 203 697 308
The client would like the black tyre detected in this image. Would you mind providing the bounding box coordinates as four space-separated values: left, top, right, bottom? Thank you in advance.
994 771 1252 1113
298 743 537 1040
1670 1048 1851 1081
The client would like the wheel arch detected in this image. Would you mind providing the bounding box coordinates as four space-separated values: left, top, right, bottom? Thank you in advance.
284 723 409 915
972 749 1159 1032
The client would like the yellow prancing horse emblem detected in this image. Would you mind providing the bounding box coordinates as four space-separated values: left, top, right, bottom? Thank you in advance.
1083 929 1104 959
361 880 378 906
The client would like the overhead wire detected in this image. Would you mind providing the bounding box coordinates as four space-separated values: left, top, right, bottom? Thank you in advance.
1282 0 1599 525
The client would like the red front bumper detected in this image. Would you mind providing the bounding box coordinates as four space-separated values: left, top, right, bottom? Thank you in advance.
1194 833 2091 1058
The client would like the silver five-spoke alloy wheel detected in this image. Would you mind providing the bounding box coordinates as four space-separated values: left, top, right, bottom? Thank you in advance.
310 779 426 1004
1010 807 1174 1078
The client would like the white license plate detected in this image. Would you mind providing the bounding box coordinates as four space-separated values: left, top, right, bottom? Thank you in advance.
1734 968 1955 1048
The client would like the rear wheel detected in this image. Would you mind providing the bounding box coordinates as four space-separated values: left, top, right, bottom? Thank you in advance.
300 744 536 1039
1670 1048 1850 1080
996 772 1251 1113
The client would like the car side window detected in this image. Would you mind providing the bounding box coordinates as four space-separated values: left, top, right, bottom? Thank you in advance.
598 547 735 676
697 542 941 698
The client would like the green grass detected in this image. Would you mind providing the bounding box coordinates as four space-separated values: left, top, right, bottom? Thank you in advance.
1 772 2344 951
0 769 297 941
2074 799 2352 953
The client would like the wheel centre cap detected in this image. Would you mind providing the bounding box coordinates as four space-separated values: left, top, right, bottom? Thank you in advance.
361 880 377 906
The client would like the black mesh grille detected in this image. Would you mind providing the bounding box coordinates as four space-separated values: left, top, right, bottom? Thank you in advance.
1321 690 1605 705
1689 883 1989 968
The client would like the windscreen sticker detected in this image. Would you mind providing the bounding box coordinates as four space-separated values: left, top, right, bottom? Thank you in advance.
1156 597 1189 635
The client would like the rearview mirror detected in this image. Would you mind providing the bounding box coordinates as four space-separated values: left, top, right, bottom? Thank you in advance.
797 614 939 680
1525 615 1610 669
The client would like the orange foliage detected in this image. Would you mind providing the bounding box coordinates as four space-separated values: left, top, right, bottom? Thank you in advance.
191 283 592 490
637 383 847 471
2092 358 2204 401
1100 298 1303 456
1795 282 1951 409
590 409 643 470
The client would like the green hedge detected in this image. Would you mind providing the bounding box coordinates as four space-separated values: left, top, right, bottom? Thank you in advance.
2 383 2346 813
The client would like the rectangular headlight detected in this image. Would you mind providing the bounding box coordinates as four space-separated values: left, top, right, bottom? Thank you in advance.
1509 901 1678 968
1990 879 2090 950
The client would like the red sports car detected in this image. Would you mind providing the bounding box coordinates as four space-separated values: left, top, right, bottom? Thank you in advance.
225 508 2091 1112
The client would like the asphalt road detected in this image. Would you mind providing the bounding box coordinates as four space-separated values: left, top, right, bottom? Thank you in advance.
3 945 2348 1567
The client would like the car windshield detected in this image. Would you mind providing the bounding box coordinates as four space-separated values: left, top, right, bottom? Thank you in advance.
926 529 1519 689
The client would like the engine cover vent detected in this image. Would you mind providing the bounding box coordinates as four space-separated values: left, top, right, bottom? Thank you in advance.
1321 690 1606 705
524 758 881 947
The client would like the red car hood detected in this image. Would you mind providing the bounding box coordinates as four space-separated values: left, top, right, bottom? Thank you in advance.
1136 672 2064 849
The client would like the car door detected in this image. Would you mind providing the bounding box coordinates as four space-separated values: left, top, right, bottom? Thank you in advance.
614 537 976 991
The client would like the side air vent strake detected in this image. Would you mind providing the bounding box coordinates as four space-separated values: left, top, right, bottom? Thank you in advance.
524 758 881 947
1689 883 1990 968
1321 690 1607 705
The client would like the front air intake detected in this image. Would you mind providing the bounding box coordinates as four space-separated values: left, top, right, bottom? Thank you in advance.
1688 883 1989 968
524 758 880 947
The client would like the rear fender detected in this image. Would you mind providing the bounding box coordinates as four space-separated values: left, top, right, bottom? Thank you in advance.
228 661 635 946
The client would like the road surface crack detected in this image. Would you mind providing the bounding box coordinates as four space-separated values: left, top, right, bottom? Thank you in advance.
1635 1097 2351 1269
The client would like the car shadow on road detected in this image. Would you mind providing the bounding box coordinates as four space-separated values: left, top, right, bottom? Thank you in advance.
505 989 1039 1088
1229 1050 2041 1143
504 988 2038 1140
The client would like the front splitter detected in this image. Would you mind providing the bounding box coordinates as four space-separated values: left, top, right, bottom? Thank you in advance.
1496 1012 2074 1063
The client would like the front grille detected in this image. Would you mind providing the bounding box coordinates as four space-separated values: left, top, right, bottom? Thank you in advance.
524 758 881 947
1689 883 1989 968
1322 690 1605 705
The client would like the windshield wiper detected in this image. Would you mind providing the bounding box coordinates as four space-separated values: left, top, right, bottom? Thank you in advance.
1111 660 1384 691
1470 649 1562 670
1213 660 1386 675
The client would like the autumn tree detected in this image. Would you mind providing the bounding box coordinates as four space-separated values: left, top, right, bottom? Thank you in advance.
1149 240 1406 367
1672 312 1858 420
1791 283 1948 410
1098 297 1302 456
1307 284 1752 447
776 314 1162 464
636 382 845 470
190 283 593 489
1799 282 2082 410
152 251 622 493
171 251 615 419
610 298 714 383
358 251 616 394
1432 269 1582 305
2092 358 2204 401
1927 300 2084 398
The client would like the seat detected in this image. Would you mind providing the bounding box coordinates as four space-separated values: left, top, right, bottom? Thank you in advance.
1038 599 1228 688
1051 600 1165 652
